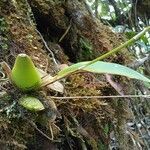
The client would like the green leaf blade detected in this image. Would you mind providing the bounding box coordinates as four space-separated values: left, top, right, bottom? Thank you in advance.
57 62 85 77
57 61 150 83
83 61 150 82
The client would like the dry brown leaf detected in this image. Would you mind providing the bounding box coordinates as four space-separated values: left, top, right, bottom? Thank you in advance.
38 68 64 93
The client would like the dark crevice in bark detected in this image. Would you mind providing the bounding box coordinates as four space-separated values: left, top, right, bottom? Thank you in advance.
32 7 64 40
30 4 79 63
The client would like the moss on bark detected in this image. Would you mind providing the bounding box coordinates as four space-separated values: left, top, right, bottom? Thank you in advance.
0 0 133 149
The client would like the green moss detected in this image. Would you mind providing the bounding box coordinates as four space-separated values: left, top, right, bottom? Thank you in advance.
98 140 108 150
0 17 8 32
0 17 9 60
79 37 94 61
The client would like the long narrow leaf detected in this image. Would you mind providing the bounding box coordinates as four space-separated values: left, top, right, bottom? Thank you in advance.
57 61 150 83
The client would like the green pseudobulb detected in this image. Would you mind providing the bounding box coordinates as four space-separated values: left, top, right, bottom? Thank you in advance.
19 96 45 111
11 54 41 91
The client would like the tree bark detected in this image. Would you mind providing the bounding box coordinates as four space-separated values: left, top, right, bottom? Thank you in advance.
0 0 132 149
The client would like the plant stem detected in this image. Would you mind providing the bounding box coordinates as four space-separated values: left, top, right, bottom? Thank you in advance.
79 26 150 69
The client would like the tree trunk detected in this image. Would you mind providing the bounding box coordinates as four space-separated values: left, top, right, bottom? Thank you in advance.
0 0 132 149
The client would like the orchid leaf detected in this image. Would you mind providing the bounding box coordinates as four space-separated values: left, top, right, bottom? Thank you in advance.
57 61 150 83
